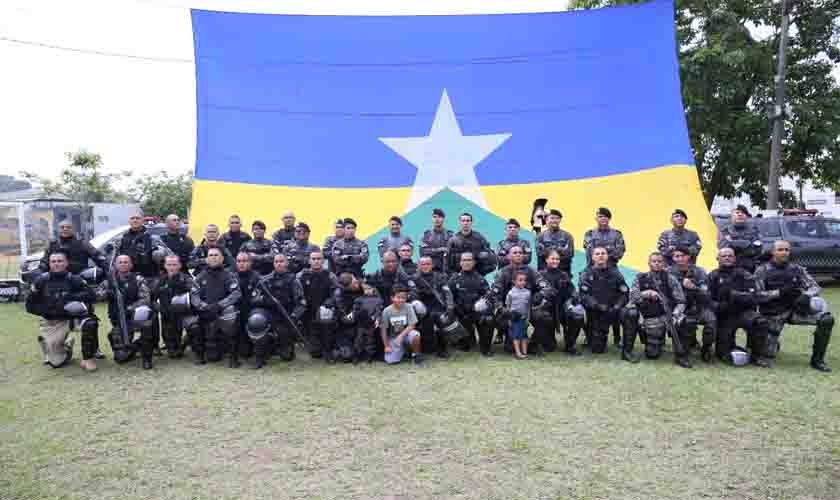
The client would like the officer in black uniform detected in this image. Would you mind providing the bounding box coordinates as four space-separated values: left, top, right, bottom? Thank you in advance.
234 251 262 359
221 214 252 258
754 240 833 371
160 214 194 269
657 209 702 265
377 216 413 260
447 213 496 275
155 255 199 359
282 222 320 274
448 253 494 355
271 211 296 248
668 246 716 362
26 251 99 371
420 208 453 274
717 205 763 272
38 220 107 276
351 279 385 363
707 247 771 367
241 220 276 276
322 219 345 272
583 207 626 347
397 243 418 276
252 254 306 364
297 252 340 362
413 256 455 358
190 247 242 367
332 218 370 278
535 209 575 272
496 218 532 269
366 251 417 307
189 224 235 275
533 250 585 354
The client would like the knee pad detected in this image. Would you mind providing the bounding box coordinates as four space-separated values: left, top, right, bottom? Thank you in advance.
79 317 99 359
108 330 136 363
817 312 834 331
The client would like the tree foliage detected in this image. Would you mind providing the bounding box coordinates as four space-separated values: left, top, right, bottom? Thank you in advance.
127 170 193 219
568 0 840 208
21 150 129 206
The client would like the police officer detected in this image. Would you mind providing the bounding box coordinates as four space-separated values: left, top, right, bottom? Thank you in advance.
628 252 691 367
190 247 242 367
708 247 771 367
116 209 171 279
26 251 99 371
155 255 200 359
717 205 762 272
448 253 494 356
297 252 340 362
241 220 277 276
420 208 453 274
271 210 297 248
535 209 574 272
583 207 625 267
334 273 371 362
754 240 833 372
413 255 455 358
189 224 234 274
283 222 320 274
97 254 157 369
221 214 252 257
332 218 369 277
252 254 306 364
38 220 107 276
322 219 345 271
447 213 495 275
160 214 194 269
397 243 418 276
669 246 716 362
497 218 532 269
534 250 584 354
366 251 417 311
234 251 262 359
377 216 413 260
578 247 635 359
657 209 702 265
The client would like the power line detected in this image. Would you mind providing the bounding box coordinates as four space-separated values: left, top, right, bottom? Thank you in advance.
0 35 192 63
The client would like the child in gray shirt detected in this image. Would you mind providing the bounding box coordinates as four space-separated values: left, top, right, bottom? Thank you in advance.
505 271 532 359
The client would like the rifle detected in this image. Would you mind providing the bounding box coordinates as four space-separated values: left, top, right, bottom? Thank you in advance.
257 278 310 350
108 250 132 347
651 275 684 354
415 274 448 312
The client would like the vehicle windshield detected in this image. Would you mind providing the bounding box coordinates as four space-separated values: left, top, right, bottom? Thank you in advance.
786 220 840 239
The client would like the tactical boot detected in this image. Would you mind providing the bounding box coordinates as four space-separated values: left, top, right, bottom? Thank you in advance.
95 348 106 359
810 326 832 372
228 353 241 368
481 350 494 358
811 361 832 372
752 357 772 368
675 356 692 369
194 351 206 365
701 345 713 363
613 332 621 348
412 353 425 367
142 357 153 370
766 334 780 358
621 349 640 364
253 355 265 369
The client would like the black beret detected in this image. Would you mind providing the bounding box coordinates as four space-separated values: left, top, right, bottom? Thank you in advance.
432 208 445 217
506 218 520 227
672 209 687 219
597 207 612 218
549 209 562 218
343 218 357 227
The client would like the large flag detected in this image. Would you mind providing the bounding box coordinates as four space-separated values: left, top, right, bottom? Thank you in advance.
190 0 718 275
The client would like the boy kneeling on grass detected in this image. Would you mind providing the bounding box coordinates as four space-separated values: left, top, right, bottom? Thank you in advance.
382 285 424 367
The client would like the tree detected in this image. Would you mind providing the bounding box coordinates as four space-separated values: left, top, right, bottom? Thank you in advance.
127 170 193 219
568 0 840 208
0 175 31 193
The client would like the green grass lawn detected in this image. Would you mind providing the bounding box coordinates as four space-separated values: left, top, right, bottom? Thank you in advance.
2 288 839 500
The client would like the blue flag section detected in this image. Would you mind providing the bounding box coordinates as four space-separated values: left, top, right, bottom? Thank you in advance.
190 0 719 274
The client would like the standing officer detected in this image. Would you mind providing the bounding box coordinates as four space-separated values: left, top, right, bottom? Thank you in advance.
717 205 763 272
26 251 99 371
535 209 574 273
222 214 252 258
160 214 194 269
668 247 716 362
413 255 455 358
332 218 369 277
38 219 107 276
447 213 495 275
707 247 771 367
583 207 625 267
155 255 199 359
533 250 585 354
189 224 234 274
377 216 413 260
252 254 306 363
754 240 833 371
241 220 277 276
283 222 320 274
322 219 345 271
497 218 532 269
448 253 494 356
420 208 453 274
657 209 702 265
578 247 635 360
297 252 340 362
190 247 242 366
271 210 297 248
234 252 262 359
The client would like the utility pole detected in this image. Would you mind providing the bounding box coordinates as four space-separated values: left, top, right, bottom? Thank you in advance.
767 0 791 210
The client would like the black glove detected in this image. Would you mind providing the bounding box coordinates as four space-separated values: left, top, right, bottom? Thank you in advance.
794 294 811 311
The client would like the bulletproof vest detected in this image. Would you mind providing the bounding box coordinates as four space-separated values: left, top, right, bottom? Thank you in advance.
636 272 671 317
415 271 442 305
762 263 799 314
354 293 382 325
197 267 231 304
298 269 333 309
285 241 317 274
108 273 140 320
34 272 79 317
264 272 296 309
119 229 156 277
237 271 260 309
339 286 363 315
588 268 624 307
161 233 192 266
243 238 275 274
422 229 453 270
672 267 701 312
158 272 192 309
400 259 417 277
450 232 485 260
380 234 411 255
368 269 408 302
272 227 295 247
47 237 88 274
332 238 366 275
725 224 761 261
451 271 484 306
222 231 250 257
541 268 573 304
538 229 572 263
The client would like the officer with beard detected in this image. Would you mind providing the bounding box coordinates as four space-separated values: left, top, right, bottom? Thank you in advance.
447 213 496 275
241 220 277 276
497 218 532 269
221 214 252 258
413 256 455 358
38 220 107 276
26 251 99 371
535 209 575 272
190 247 242 367
448 253 494 356
583 207 626 347
160 214 194 269
534 250 585 354
271 211 297 248
96 254 156 369
578 247 635 360
668 247 716 362
252 254 306 364
332 218 369 278
420 208 453 274
754 240 833 371
397 243 418 276
492 246 554 354
234 252 262 359
189 224 234 274
628 252 691 367
283 222 320 274
708 247 771 367
657 209 702 266
377 216 413 260
718 205 763 272
155 255 199 359
322 219 345 271
297 252 340 362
